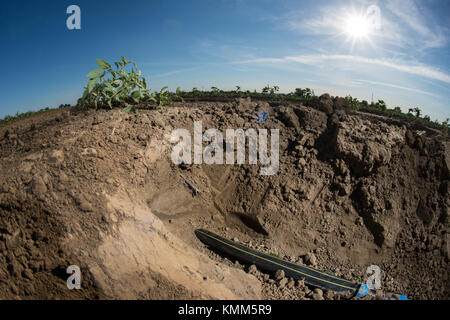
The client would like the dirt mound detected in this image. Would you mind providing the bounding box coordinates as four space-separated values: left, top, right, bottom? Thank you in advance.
0 97 448 299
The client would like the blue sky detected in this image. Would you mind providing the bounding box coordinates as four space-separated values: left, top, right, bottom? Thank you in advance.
1 0 449 122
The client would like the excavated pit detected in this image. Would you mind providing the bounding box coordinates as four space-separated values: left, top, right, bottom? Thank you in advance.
0 97 449 300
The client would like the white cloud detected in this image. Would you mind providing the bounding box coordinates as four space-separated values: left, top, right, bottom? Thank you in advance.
385 0 447 49
151 67 199 79
232 54 450 84
354 79 441 98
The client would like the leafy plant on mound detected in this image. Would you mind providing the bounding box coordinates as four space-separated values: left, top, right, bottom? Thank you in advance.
77 57 155 112
77 57 183 113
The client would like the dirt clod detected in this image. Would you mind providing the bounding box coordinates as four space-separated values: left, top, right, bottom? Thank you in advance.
275 270 285 281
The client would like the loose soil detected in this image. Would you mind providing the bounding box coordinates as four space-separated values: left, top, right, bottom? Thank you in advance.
0 96 448 300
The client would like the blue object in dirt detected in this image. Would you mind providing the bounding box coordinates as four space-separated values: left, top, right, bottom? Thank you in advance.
356 282 408 300
356 283 370 298
257 111 268 122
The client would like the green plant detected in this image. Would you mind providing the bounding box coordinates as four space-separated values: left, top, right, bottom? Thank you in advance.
235 86 243 97
294 88 315 100
157 86 172 108
443 118 449 127
393 106 402 114
78 57 156 112
175 87 185 103
377 100 387 111
442 118 449 133
262 85 280 95
360 100 369 107
192 87 201 97
413 107 422 118
346 95 360 109
156 86 184 107
270 86 280 95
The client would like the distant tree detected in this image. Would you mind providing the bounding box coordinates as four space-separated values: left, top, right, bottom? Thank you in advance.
294 88 315 99
393 106 402 114
192 87 200 96
413 107 422 118
346 95 359 109
377 100 387 111
294 88 303 97
269 86 280 95
442 118 449 127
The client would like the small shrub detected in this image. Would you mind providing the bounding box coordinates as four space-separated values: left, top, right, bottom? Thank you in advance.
294 88 315 100
77 57 156 112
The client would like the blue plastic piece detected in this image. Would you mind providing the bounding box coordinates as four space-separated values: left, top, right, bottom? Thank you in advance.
257 111 268 122
356 283 370 298
355 282 408 300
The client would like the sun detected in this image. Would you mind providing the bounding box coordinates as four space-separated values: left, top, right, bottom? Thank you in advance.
339 6 381 49
344 14 371 39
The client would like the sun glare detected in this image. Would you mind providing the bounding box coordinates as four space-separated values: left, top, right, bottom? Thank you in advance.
345 14 370 39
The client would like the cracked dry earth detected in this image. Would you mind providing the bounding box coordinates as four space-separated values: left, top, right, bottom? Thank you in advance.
0 96 449 300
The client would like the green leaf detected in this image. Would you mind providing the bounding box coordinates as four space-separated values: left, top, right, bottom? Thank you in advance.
82 89 89 99
105 83 116 93
131 90 141 103
87 79 97 93
122 105 132 113
87 68 103 79
121 56 128 65
97 59 111 69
